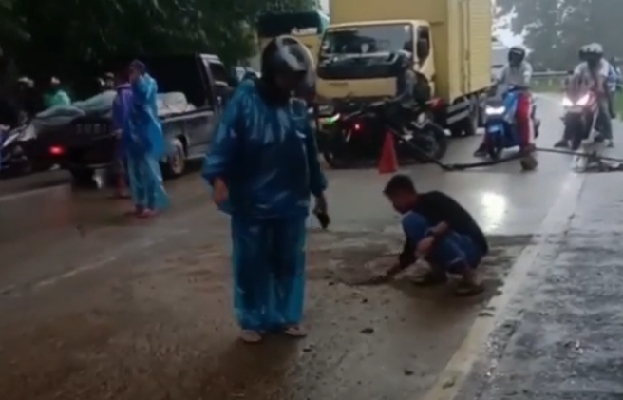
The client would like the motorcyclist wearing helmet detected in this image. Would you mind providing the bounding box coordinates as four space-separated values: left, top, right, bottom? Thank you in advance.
570 43 614 146
394 50 417 104
608 57 621 94
202 35 328 343
474 47 534 157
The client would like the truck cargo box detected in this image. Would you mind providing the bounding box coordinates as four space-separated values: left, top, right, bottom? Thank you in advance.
329 0 492 101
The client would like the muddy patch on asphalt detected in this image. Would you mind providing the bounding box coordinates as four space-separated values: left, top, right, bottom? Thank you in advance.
0 233 533 400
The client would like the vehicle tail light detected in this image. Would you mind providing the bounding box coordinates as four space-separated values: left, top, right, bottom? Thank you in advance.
49 145 65 156
429 98 443 108
352 123 362 131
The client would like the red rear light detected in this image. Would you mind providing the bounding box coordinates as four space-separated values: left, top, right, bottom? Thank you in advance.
429 98 443 108
49 145 65 156
352 123 362 131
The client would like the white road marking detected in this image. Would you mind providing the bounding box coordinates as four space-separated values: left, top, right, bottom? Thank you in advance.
0 184 67 203
2 229 189 295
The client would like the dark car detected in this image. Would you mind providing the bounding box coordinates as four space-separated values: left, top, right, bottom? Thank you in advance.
35 53 231 184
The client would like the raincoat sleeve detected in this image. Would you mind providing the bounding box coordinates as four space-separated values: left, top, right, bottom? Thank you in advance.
111 89 129 131
131 75 164 157
201 88 244 185
303 111 327 197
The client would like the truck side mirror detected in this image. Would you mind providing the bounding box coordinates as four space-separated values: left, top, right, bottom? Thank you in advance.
416 39 429 61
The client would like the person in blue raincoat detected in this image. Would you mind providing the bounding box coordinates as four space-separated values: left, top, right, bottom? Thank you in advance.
122 60 169 218
111 70 133 199
43 77 71 108
202 36 328 343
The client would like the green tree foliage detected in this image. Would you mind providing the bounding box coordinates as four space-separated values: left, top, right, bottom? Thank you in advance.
498 0 623 70
0 0 314 80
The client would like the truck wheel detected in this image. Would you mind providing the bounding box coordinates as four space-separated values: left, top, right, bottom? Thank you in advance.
449 101 479 138
162 138 186 179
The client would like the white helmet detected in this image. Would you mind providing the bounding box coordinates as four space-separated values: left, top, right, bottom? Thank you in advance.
583 43 604 55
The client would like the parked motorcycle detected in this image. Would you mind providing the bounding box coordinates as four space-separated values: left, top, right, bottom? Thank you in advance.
319 98 447 168
0 124 39 177
482 85 539 161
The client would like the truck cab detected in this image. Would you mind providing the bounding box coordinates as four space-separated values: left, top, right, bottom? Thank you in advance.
318 0 493 137
316 20 433 103
255 10 330 64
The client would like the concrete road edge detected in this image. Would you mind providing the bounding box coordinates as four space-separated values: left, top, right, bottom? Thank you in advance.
417 172 586 400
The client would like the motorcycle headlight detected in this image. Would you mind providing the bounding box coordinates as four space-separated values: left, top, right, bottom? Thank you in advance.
485 105 505 115
562 97 573 106
575 94 590 106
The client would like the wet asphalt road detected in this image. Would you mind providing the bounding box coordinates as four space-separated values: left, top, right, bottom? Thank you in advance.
0 95 592 399
456 173 623 400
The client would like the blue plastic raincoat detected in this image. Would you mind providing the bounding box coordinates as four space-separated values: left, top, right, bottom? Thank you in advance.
123 73 168 211
43 88 71 108
112 84 132 166
202 80 327 331
402 211 482 274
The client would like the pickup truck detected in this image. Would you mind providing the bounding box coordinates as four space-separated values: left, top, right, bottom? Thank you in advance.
34 53 232 184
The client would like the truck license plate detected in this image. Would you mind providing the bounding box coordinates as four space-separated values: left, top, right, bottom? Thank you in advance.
75 124 107 135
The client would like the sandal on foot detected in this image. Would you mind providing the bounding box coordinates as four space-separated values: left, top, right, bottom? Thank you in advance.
455 281 484 296
283 325 307 337
137 209 157 219
239 330 262 343
411 271 448 286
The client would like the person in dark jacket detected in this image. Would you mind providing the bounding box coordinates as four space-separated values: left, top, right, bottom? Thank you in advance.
380 174 488 296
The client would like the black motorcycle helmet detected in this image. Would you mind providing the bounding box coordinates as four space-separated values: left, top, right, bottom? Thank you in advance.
583 43 604 68
508 47 526 67
259 35 313 104
578 46 588 62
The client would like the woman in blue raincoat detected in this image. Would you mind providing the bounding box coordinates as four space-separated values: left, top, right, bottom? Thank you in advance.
111 71 133 199
202 36 328 343
123 60 169 218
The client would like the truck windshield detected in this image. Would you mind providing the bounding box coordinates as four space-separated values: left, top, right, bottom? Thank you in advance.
317 24 412 79
256 11 329 38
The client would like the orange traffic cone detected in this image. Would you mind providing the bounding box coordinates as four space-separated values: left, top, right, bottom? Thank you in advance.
378 131 398 174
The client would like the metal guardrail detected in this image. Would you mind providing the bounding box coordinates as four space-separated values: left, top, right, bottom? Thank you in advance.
532 70 568 88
